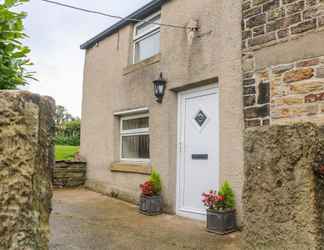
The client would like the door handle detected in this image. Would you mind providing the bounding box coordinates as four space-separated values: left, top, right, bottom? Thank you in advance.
192 154 208 160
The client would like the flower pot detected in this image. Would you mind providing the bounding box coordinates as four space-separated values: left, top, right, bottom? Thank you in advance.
206 209 237 235
139 195 162 216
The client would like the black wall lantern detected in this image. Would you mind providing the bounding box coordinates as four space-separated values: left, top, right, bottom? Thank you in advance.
153 73 167 103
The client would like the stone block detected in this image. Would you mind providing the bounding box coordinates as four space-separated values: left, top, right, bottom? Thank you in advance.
319 15 324 26
268 7 285 21
253 25 265 36
283 68 314 83
244 104 270 119
243 6 262 18
272 63 294 74
248 32 276 47
244 95 256 106
246 14 267 28
266 13 301 32
290 81 324 94
253 0 270 6
303 7 318 19
296 58 320 67
277 28 289 38
263 0 280 12
291 19 317 34
316 67 324 78
286 0 305 16
243 1 251 11
244 86 256 95
258 81 270 104
245 119 261 127
272 96 304 105
243 78 256 86
0 91 54 250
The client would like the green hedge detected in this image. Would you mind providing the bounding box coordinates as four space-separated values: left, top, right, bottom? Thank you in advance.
54 135 80 146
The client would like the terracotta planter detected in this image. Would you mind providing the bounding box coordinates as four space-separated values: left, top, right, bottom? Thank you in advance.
139 195 162 216
206 209 237 234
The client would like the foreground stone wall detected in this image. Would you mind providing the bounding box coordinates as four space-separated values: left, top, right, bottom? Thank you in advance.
0 91 55 250
242 123 323 249
54 161 87 188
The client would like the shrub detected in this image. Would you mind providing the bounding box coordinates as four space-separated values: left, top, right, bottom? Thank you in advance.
218 181 235 210
149 170 161 195
0 0 35 90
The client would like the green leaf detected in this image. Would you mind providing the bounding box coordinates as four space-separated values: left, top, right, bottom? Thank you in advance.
0 0 34 90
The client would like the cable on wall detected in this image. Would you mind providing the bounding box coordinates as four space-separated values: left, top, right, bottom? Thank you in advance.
40 0 198 30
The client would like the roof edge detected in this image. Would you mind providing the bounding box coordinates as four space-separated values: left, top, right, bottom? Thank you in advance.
80 0 165 50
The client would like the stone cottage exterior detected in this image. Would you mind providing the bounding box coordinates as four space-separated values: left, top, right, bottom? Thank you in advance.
80 0 324 222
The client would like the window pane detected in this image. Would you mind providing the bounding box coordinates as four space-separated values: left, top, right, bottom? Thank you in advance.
122 117 149 130
135 31 160 63
122 135 150 159
136 15 160 36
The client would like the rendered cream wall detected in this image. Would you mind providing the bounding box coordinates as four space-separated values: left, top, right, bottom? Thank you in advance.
81 0 243 220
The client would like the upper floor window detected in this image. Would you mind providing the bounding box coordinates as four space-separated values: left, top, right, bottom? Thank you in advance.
133 13 160 64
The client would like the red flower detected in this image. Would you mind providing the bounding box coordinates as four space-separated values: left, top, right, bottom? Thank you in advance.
217 195 225 202
140 181 155 196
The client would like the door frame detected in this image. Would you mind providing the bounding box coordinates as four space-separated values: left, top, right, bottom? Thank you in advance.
176 84 219 220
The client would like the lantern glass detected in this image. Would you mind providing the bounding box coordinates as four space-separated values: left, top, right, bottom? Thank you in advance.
153 75 166 103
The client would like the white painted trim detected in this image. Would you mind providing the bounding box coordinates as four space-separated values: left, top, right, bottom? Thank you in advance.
176 84 219 221
114 107 149 116
133 12 161 64
119 113 150 162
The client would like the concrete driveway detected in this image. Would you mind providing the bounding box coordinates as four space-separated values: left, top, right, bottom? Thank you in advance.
50 189 240 250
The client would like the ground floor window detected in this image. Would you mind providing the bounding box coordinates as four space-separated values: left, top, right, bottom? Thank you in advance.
120 114 150 161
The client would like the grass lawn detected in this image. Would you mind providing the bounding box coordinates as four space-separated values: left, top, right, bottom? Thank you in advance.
55 145 80 161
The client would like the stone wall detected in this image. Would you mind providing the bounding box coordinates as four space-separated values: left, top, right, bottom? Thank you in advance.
244 55 324 126
242 0 324 50
242 0 324 128
54 161 87 188
0 91 55 250
242 123 324 249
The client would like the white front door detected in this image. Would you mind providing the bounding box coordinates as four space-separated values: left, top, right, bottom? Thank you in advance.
177 85 219 220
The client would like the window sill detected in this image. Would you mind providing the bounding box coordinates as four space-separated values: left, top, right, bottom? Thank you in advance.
123 53 161 76
110 161 152 175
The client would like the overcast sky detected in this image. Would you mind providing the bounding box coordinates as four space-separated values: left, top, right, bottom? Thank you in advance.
17 0 152 117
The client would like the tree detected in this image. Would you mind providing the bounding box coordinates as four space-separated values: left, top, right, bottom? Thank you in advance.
55 105 74 134
54 105 80 146
0 0 34 89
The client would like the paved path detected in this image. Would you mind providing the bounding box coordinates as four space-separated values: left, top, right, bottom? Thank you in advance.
50 189 240 250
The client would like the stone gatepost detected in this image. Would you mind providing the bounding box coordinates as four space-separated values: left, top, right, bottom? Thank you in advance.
0 91 55 250
242 123 324 249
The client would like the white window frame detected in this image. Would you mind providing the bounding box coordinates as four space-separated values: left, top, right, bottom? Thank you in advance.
120 113 150 162
133 12 161 64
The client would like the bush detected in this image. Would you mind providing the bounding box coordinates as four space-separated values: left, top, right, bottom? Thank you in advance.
218 181 235 209
54 135 80 146
149 170 162 195
0 0 34 89
55 119 80 146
